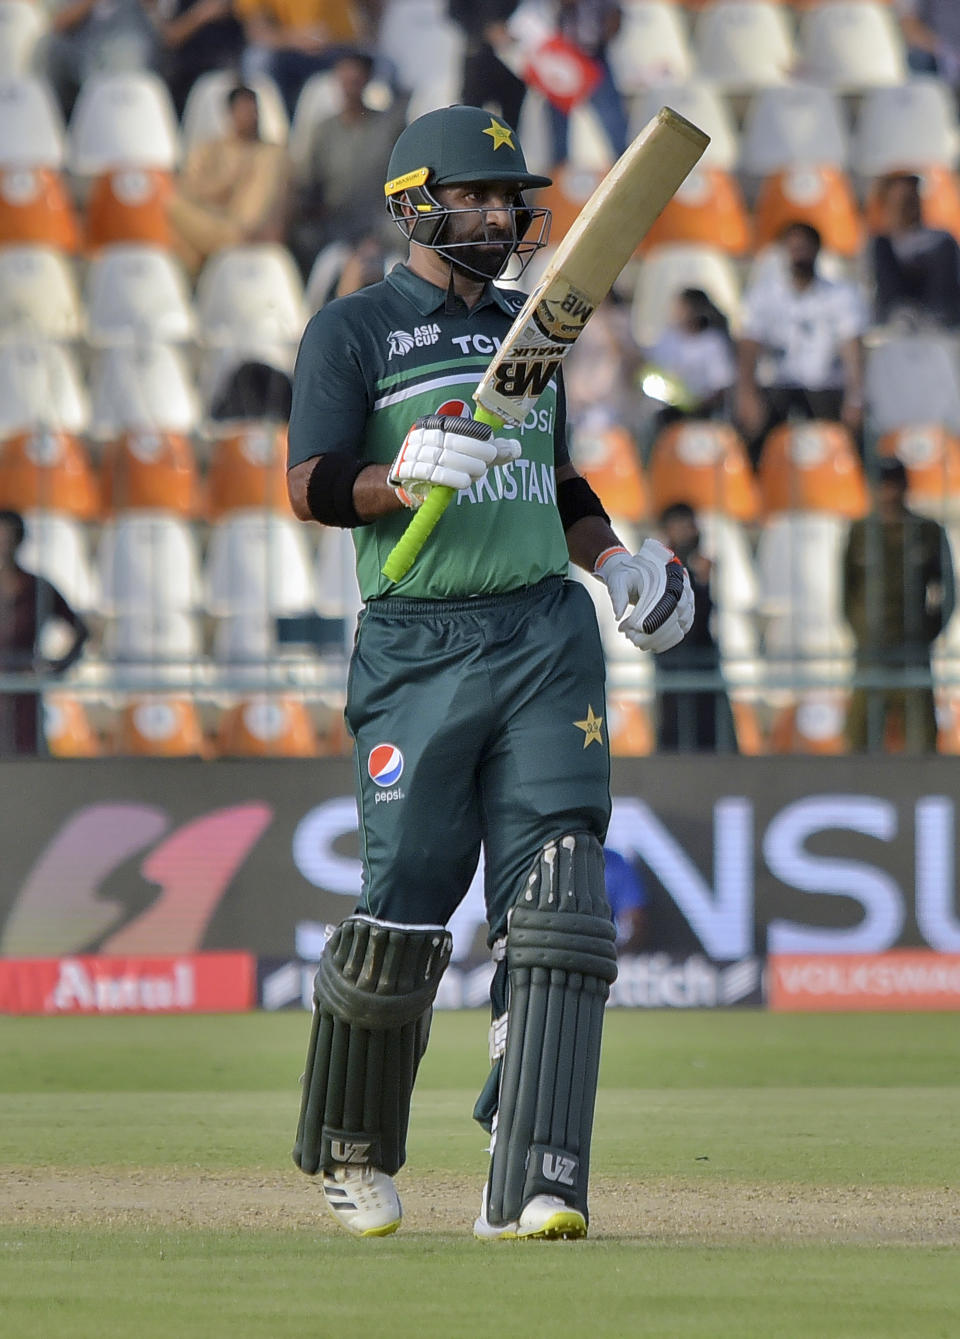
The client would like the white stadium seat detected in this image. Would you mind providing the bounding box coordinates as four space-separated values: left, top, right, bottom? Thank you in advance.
0 341 88 435
740 84 849 177
632 83 740 172
96 512 204 614
179 70 289 151
67 71 180 174
0 75 65 168
19 510 99 610
205 511 316 615
866 337 960 434
84 245 195 346
195 244 308 346
851 80 960 178
315 526 362 620
0 0 47 78
103 609 203 663
757 512 855 658
796 1 906 91
631 243 741 346
88 343 200 438
0 245 84 342
608 1 692 96
691 2 794 92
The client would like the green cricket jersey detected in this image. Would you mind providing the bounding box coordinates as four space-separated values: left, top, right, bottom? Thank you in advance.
288 264 572 601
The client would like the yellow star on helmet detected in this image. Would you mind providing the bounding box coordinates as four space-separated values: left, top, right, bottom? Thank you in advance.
483 118 515 151
574 705 604 749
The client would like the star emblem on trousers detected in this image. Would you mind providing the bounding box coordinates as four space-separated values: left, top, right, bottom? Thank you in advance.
574 705 604 748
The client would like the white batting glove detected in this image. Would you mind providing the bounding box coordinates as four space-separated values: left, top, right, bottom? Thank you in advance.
594 538 695 653
388 414 521 509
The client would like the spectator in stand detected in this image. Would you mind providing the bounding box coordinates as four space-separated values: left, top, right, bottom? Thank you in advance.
156 0 247 116
654 502 736 754
43 0 162 117
237 0 379 117
166 83 290 274
603 846 649 954
545 0 628 168
0 510 89 757
289 48 403 271
842 457 955 753
867 172 960 331
895 0 960 89
735 222 867 465
448 0 527 131
643 288 735 430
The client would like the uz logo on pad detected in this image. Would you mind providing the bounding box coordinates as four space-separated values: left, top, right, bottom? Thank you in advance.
542 1153 577 1187
330 1140 372 1164
368 743 404 787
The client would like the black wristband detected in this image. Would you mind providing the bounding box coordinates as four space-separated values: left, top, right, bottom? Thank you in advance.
305 453 366 528
556 474 610 532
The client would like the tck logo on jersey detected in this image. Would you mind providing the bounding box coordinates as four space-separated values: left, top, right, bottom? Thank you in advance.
368 743 404 787
387 324 441 358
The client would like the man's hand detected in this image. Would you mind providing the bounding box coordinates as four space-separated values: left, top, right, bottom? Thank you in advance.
388 414 521 509
594 539 695 652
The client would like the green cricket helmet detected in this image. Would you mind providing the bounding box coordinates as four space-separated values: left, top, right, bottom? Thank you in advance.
384 105 552 280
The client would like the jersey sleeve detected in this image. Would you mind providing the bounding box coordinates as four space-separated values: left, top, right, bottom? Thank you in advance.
552 369 570 467
287 302 372 469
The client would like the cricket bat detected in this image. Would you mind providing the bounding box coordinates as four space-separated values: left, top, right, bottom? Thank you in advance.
381 107 710 584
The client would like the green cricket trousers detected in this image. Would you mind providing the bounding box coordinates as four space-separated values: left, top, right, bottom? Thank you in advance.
345 575 612 941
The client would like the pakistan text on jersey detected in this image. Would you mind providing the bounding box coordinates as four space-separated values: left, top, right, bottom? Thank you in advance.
455 459 558 507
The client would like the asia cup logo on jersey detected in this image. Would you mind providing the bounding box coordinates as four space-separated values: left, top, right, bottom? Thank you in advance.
368 742 404 787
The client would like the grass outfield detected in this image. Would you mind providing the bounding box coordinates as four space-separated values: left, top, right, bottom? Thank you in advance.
1 1010 959 1338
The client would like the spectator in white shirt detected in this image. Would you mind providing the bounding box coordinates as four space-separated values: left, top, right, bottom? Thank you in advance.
735 223 867 464
645 288 735 428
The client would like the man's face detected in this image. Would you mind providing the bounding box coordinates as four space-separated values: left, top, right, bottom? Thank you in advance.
433 182 524 279
783 228 819 276
336 58 370 103
229 93 259 139
663 513 698 557
0 519 21 565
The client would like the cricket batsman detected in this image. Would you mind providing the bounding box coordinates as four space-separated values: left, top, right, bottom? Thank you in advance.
286 104 694 1240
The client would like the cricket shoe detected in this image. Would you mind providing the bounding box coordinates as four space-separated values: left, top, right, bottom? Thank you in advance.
474 1190 587 1241
321 1165 402 1238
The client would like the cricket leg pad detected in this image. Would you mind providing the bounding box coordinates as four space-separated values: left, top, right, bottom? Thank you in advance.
485 832 618 1227
292 914 452 1177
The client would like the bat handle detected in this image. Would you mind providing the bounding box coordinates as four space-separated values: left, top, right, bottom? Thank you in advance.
380 403 506 584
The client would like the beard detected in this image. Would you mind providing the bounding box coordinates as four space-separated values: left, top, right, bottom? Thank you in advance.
442 228 515 280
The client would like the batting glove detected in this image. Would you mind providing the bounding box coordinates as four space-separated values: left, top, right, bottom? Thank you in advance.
389 414 521 509
594 538 695 653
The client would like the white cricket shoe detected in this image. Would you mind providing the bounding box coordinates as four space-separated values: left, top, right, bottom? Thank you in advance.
474 1191 587 1241
321 1165 402 1238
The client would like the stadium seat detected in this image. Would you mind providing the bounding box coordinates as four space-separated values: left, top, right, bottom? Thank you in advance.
752 167 863 257
648 421 760 523
18 509 99 609
877 425 960 522
865 336 960 434
571 422 648 523
756 511 855 657
632 83 740 172
691 2 794 91
303 239 355 312
96 512 204 613
100 431 200 516
0 429 99 519
211 610 277 665
84 167 174 250
851 79 960 179
66 71 180 174
697 510 761 615
103 608 202 665
42 693 101 757
864 164 960 243
0 341 88 435
769 691 850 754
757 421 867 518
606 690 655 756
194 244 307 347
0 1 46 78
84 245 195 345
740 84 849 177
796 1 906 91
630 243 741 347
205 511 316 615
179 70 289 151
0 244 84 342
640 167 750 256
314 525 362 621
530 168 602 247
382 2 464 122
0 166 80 250
215 694 318 756
607 1 692 95
88 343 200 438
206 423 289 517
0 75 65 168
113 696 206 756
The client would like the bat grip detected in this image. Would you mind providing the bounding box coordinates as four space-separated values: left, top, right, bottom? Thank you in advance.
380 403 506 584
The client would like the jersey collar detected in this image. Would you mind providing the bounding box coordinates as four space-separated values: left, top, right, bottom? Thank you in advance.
386 263 521 317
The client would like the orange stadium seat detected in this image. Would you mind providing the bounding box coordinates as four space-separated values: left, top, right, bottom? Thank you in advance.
648 421 760 522
85 168 173 251
100 431 200 516
0 430 99 519
215 695 318 757
730 699 767 755
757 421 867 517
114 696 207 756
878 425 960 518
573 423 648 523
936 689 960 754
607 692 654 756
769 692 850 754
0 167 80 250
752 167 863 257
532 166 602 247
43 694 101 757
205 424 290 517
641 167 750 256
864 165 960 242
